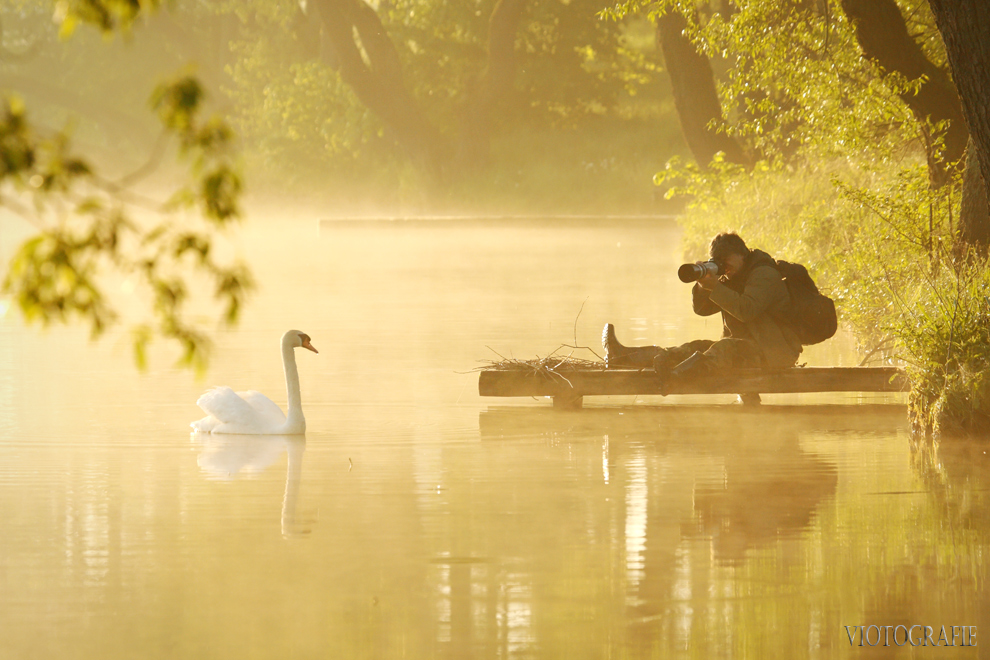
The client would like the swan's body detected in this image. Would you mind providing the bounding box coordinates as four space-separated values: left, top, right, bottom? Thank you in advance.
191 330 317 435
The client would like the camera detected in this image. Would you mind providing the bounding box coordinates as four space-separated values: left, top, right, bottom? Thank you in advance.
678 260 721 283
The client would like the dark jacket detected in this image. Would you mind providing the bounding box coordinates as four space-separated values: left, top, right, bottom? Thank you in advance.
692 249 803 367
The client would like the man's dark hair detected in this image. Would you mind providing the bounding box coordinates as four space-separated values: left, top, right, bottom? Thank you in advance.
709 233 750 262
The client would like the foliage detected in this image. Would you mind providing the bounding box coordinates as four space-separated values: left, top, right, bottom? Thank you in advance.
605 0 942 169
218 0 667 192
899 259 990 437
371 0 661 123
815 170 989 438
55 0 164 36
1 4 250 372
6 0 679 210
219 0 395 187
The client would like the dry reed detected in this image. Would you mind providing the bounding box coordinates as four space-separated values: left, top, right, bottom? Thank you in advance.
476 345 605 388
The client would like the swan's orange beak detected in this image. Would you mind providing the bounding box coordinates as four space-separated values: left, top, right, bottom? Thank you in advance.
302 338 318 354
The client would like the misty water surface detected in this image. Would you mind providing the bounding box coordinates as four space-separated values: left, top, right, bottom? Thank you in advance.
1 216 988 659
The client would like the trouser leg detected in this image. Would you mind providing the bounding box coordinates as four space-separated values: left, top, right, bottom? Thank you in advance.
668 337 763 377
703 338 763 370
603 324 764 374
608 345 663 369
604 327 716 369
653 339 716 371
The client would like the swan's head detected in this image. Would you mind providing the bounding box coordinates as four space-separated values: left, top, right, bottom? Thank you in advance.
283 329 319 354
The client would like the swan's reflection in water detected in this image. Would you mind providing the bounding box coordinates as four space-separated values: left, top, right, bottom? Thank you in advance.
192 433 312 538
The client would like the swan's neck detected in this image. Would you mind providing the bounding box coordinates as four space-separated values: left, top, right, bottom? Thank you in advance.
282 342 305 432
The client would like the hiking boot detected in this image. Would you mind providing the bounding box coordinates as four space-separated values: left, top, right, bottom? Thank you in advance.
602 323 660 369
602 323 627 368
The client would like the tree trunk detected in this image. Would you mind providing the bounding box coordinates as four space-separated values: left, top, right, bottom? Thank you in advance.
840 0 968 186
456 0 525 171
656 10 749 168
310 0 451 180
927 0 990 205
957 137 990 256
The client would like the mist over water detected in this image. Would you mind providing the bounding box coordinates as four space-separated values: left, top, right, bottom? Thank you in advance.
1 216 988 658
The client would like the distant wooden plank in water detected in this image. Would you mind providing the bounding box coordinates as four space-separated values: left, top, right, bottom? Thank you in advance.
478 366 909 408
319 215 677 229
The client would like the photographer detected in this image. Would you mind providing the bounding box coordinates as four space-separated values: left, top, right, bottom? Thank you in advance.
603 233 802 378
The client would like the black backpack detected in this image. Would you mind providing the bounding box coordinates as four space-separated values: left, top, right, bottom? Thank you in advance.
774 260 837 345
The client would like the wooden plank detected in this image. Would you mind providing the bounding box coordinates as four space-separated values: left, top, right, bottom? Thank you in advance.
478 366 909 398
319 215 676 229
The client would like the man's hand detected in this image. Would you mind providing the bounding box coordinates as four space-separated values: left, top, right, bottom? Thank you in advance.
697 265 719 290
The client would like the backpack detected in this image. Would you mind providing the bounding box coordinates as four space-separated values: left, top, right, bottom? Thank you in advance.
774 260 837 345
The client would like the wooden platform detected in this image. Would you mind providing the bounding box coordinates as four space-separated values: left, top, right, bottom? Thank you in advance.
478 366 909 409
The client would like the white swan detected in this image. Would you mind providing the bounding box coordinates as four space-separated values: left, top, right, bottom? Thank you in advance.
191 330 318 435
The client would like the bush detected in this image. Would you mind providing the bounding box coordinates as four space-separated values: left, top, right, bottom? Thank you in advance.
900 259 990 437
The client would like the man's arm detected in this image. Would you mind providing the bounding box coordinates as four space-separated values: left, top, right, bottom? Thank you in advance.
708 265 786 322
692 283 721 316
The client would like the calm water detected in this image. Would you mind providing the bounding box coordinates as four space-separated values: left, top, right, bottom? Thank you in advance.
1 216 988 659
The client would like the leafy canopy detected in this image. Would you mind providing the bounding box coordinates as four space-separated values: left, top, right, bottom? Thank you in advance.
1 1 250 372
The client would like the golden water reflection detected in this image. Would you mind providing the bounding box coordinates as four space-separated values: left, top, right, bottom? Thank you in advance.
2 386 987 658
1 217 988 658
194 434 311 537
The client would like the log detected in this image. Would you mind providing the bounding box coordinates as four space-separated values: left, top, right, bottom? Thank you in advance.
478 366 909 405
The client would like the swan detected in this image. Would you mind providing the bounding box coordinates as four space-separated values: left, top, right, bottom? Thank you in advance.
191 330 318 435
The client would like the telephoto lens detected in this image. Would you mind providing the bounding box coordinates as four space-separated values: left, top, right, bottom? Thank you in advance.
677 260 721 283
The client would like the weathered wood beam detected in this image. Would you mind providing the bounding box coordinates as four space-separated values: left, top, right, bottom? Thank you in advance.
478 366 909 399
